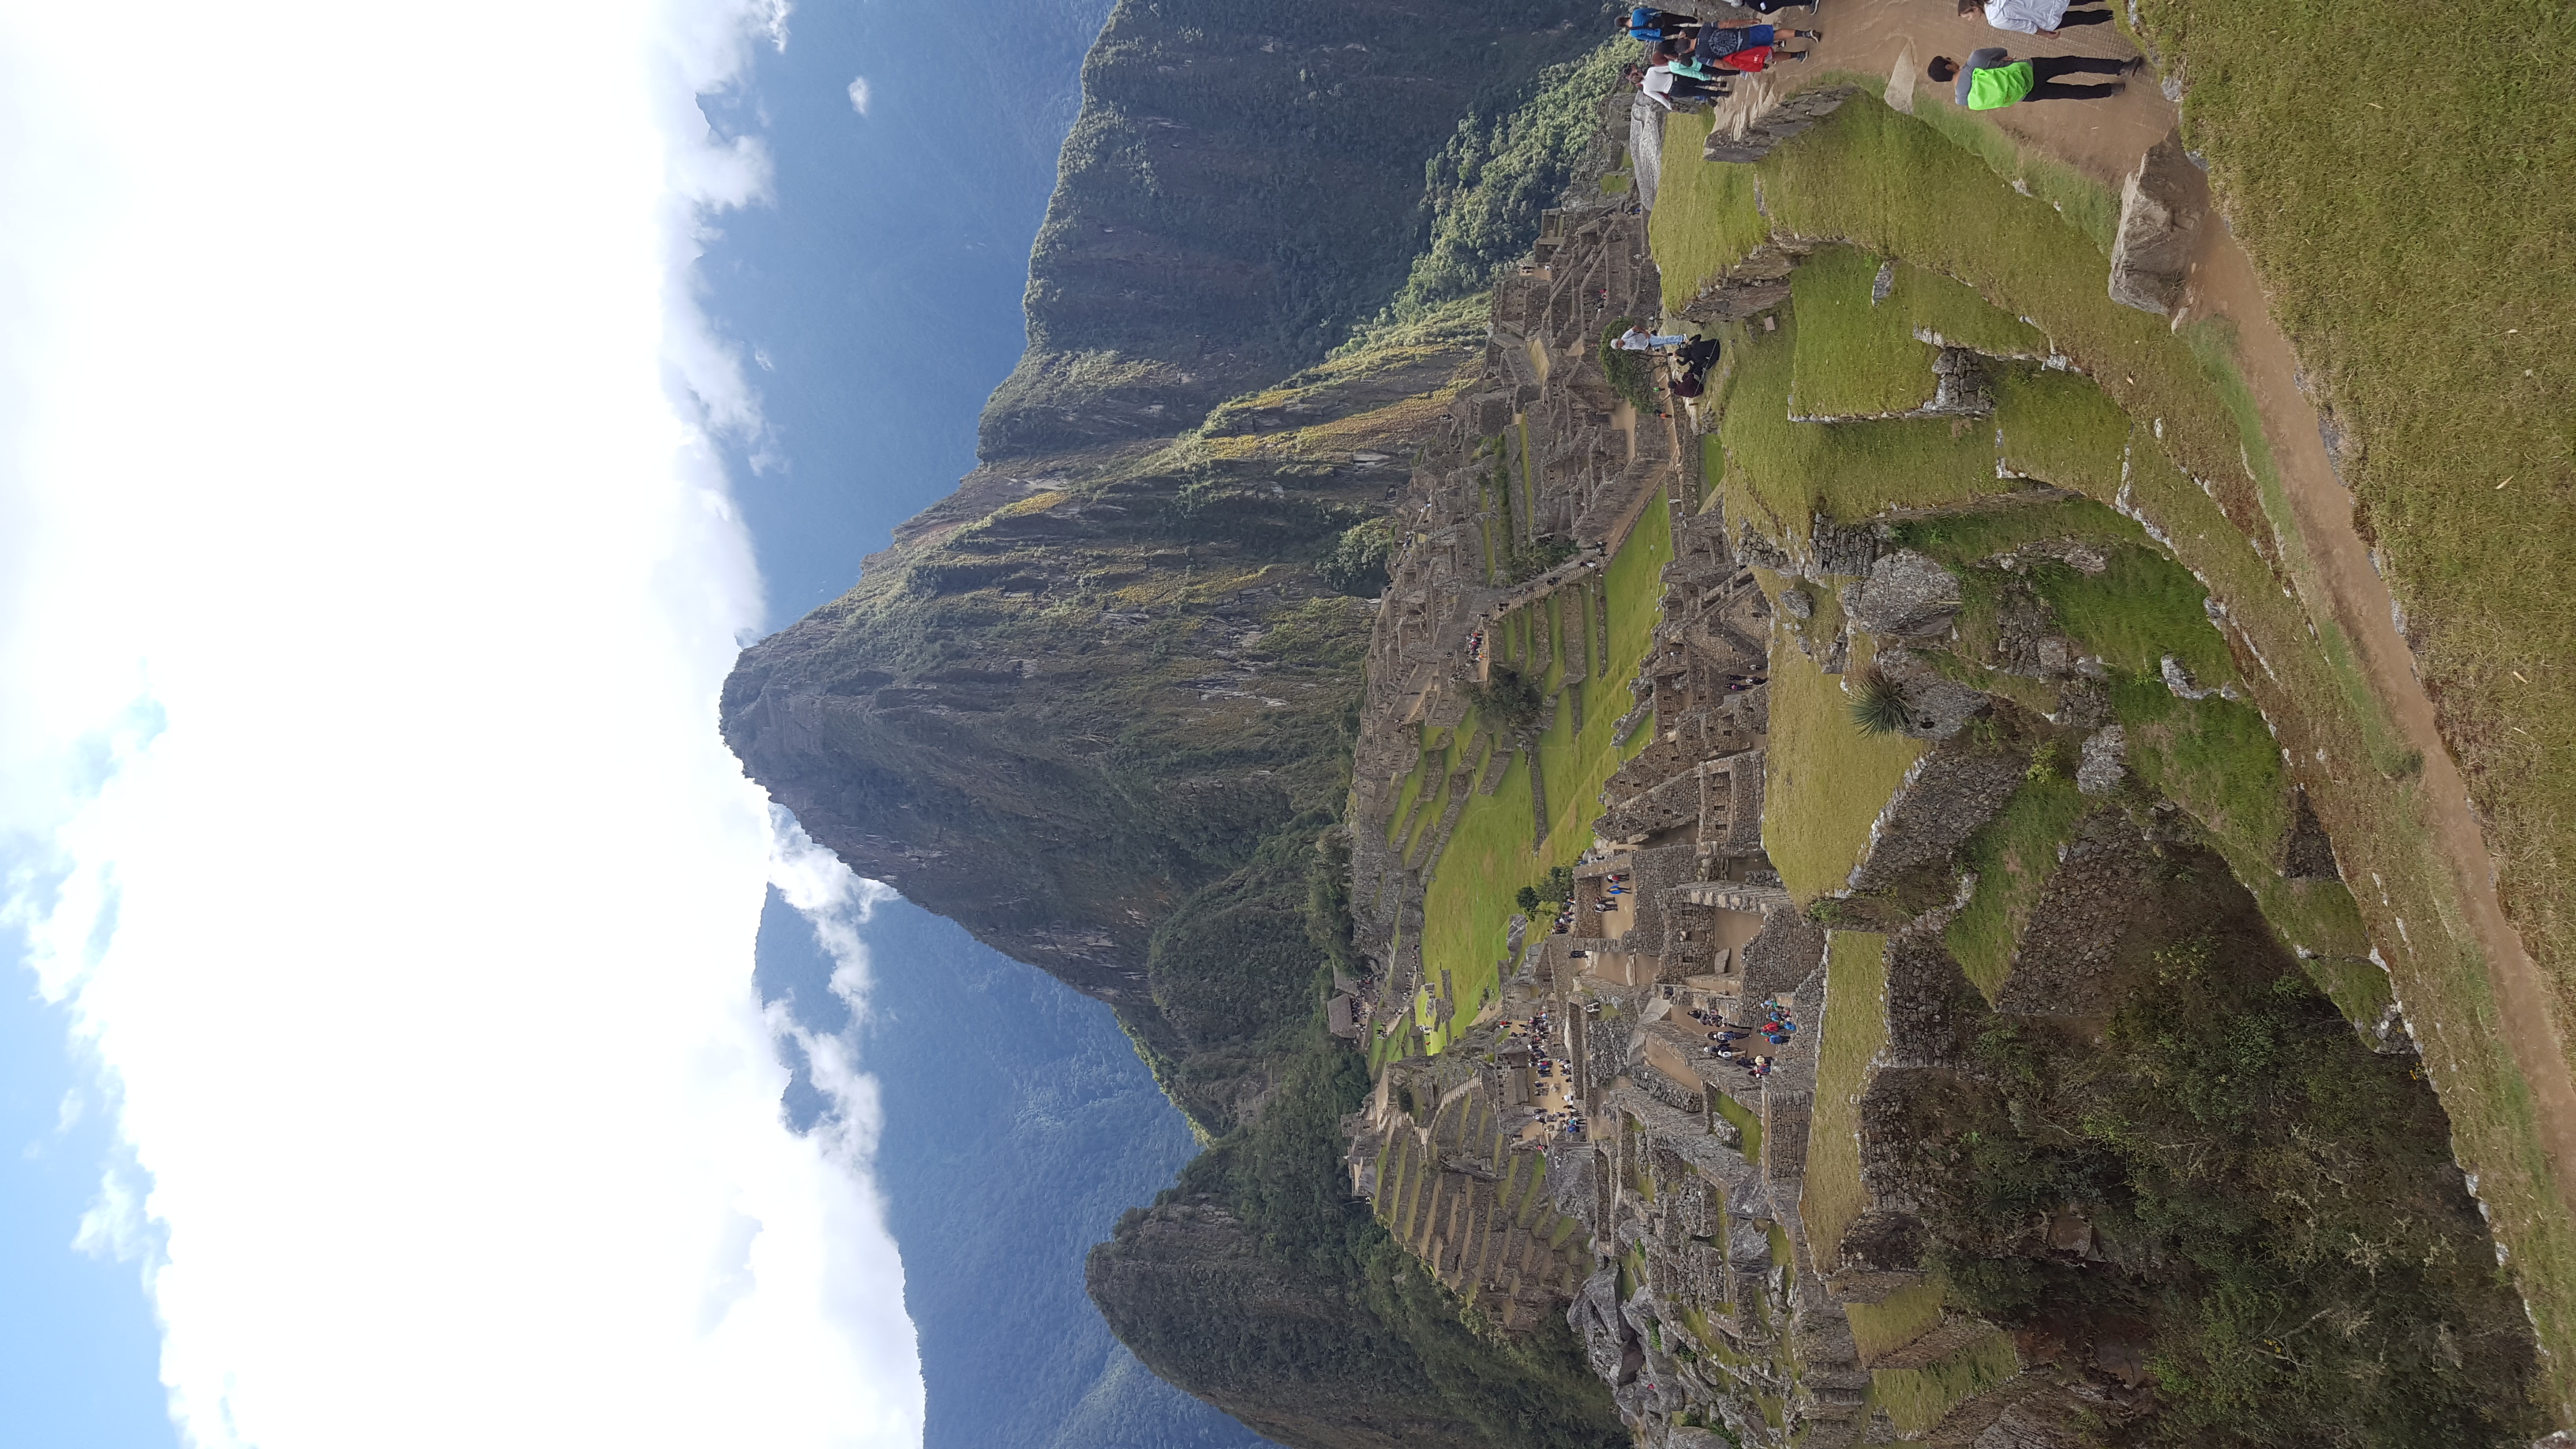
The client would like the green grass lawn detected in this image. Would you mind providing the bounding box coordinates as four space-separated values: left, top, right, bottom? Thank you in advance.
1762 615 1926 901
1417 494 1674 1051
1844 1278 1947 1363
2030 546 2240 689
1803 931 1889 1275
1788 245 1941 417
2138 0 2576 1044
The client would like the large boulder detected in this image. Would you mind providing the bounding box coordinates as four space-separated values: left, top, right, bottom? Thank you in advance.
1848 549 1962 638
1628 94 1664 213
2108 130 2201 315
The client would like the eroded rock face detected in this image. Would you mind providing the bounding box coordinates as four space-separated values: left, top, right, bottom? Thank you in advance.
1848 550 1962 639
2107 130 2200 316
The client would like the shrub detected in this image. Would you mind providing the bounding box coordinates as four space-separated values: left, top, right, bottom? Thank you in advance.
1473 665 1546 737
2025 738 2068 782
1848 665 1911 736
1320 515 1401 595
1597 319 1659 410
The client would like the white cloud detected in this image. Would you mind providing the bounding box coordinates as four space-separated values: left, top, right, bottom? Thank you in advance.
770 809 897 1019
848 75 874 116
0 2 923 1447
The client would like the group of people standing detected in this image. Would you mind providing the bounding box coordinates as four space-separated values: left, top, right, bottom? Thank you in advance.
1620 0 2144 112
1623 5 1822 109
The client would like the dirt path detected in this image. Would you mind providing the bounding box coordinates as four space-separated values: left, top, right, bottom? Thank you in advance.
1707 0 2576 1218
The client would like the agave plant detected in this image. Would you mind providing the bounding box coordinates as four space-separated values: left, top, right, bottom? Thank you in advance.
1848 665 1911 736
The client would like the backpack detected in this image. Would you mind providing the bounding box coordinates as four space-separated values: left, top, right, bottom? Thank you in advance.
1967 58 2036 109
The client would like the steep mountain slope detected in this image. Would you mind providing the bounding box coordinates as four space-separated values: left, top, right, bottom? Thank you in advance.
979 0 1607 459
718 16 1638 1447
721 5 1617 1136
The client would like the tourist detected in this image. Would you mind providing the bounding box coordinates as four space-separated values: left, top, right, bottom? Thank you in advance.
1709 40 1806 72
1930 48 2136 107
1676 337 1723 371
1697 23 1822 63
1633 62 1730 110
1962 0 2112 36
1625 6 1701 42
1615 324 1692 352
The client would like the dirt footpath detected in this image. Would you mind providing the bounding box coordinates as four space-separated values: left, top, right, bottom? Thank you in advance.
1707 0 2576 1226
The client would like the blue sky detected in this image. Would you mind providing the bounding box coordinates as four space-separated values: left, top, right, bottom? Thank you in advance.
0 1 1250 1445
0 954 175 1449
0 2 924 1444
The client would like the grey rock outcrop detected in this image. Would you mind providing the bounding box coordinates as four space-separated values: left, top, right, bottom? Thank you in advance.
2076 724 2127 796
1848 550 1961 638
1629 94 1664 212
1878 650 1989 741
2108 131 2200 316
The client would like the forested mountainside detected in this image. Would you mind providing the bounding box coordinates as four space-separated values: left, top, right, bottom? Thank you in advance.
978 0 1608 459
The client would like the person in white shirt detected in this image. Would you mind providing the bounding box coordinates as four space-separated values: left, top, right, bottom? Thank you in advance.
1614 326 1690 353
1962 0 2112 36
1631 61 1731 109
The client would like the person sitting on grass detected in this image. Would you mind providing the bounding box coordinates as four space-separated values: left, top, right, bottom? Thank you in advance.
1929 47 2136 107
1614 324 1690 351
1962 0 2111 36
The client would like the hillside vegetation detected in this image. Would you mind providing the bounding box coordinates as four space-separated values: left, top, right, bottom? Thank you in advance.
981 0 1604 458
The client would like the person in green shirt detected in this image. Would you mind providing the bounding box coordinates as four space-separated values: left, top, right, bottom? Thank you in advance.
1928 47 2138 107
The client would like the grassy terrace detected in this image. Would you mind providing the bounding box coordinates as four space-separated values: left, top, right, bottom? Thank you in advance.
1759 608 1923 902
1650 87 2576 1386
1788 245 2043 417
1945 773 2087 999
1869 1331 2019 1439
1415 494 1672 1050
1800 930 1888 1276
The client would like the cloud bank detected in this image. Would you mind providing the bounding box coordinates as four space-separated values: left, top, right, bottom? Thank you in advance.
0 2 923 1446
